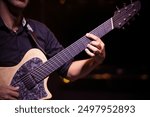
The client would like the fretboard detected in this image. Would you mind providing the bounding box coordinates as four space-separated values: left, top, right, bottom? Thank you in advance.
31 18 114 83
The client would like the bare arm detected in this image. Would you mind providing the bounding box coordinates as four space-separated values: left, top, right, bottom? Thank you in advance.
67 33 106 81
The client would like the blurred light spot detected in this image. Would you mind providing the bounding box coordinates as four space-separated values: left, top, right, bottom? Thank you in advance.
59 0 66 5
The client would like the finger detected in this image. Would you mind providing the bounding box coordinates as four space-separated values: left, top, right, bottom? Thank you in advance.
85 48 95 57
90 41 104 49
8 85 19 91
8 86 19 98
86 33 105 47
90 41 102 50
9 97 17 100
5 95 18 100
1 91 19 100
87 44 100 53
9 90 19 98
86 33 101 42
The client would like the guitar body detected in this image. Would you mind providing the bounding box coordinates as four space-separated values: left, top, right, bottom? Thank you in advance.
0 49 52 100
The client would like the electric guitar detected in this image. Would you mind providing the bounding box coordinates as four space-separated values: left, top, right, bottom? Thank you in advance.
0 1 141 100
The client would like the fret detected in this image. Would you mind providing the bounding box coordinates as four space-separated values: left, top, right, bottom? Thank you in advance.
91 19 112 37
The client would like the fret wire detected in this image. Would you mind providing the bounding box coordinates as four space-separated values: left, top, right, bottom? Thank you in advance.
80 37 90 47
31 61 55 82
31 69 47 81
56 52 69 62
50 57 61 67
77 40 86 51
37 54 61 71
32 64 50 77
61 50 71 61
52 55 65 66
60 51 69 61
91 23 105 36
55 52 72 65
77 41 86 51
40 62 53 71
63 48 74 58
41 64 54 75
69 44 79 55
94 19 111 37
40 59 58 73
74 41 82 51
104 20 112 35
43 60 57 71
65 48 74 58
71 43 81 53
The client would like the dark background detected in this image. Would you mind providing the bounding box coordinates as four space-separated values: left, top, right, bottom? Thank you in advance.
24 0 149 100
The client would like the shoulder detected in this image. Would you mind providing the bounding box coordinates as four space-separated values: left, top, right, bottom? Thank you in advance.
26 19 55 37
27 19 49 32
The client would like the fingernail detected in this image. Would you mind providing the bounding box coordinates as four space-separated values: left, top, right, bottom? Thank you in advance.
15 86 19 89
86 33 89 36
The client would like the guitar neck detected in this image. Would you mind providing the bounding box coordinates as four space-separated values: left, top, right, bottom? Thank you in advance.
31 18 114 83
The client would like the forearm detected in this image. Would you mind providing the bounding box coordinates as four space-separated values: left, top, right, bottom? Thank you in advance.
66 33 105 81
67 58 101 81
